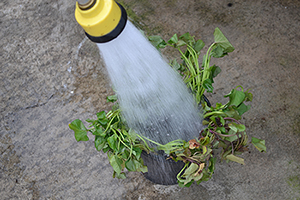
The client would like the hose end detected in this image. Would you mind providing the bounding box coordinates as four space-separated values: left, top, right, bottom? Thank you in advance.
75 0 127 43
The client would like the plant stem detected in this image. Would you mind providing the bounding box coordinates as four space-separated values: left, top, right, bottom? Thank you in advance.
223 117 241 124
203 111 225 118
208 129 237 137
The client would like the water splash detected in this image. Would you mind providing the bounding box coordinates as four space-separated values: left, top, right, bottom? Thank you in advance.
97 21 203 145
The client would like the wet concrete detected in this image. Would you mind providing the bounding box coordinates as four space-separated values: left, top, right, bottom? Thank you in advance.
1 0 300 199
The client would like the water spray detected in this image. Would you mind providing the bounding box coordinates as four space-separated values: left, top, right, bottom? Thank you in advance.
75 0 127 43
75 0 203 145
75 0 204 185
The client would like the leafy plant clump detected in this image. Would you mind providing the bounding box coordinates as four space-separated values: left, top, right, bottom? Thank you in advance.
69 28 266 187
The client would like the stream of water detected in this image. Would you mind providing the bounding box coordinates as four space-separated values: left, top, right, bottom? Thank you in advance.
97 21 203 145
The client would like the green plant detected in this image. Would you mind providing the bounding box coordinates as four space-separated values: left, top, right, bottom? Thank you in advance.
69 107 150 179
69 28 266 187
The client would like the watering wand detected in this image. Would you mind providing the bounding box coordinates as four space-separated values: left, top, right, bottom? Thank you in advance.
75 0 127 43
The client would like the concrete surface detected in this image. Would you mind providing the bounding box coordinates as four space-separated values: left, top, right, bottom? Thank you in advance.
1 0 299 199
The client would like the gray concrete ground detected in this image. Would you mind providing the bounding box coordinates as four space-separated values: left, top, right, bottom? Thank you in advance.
1 0 299 199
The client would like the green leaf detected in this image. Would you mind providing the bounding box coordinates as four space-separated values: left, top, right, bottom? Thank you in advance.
86 118 95 123
132 159 146 172
211 45 225 58
114 171 126 179
177 40 186 47
102 145 110 153
224 107 242 119
216 126 226 134
125 158 136 171
229 122 245 132
99 118 108 126
128 129 137 141
97 111 106 120
179 32 195 44
93 126 106 136
137 161 148 173
236 123 246 132
219 117 225 126
236 103 251 115
69 119 89 142
107 95 117 103
170 59 182 71
225 134 238 142
203 79 214 93
213 27 234 53
208 157 216 172
194 39 205 53
97 111 108 125
251 137 267 152
107 134 118 152
245 90 253 102
94 135 106 151
224 128 238 142
224 89 246 107
109 155 123 175
121 149 130 159
198 172 211 183
148 35 167 49
210 65 221 78
133 147 142 160
178 180 193 187
168 34 178 45
226 154 245 165
148 35 163 45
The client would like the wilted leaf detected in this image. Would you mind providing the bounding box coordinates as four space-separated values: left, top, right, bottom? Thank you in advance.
202 146 207 154
226 154 245 165
193 172 203 182
189 139 200 149
183 163 199 177
195 163 205 175
251 137 267 152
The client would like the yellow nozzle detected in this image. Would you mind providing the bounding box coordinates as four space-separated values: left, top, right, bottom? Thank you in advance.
75 0 127 43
